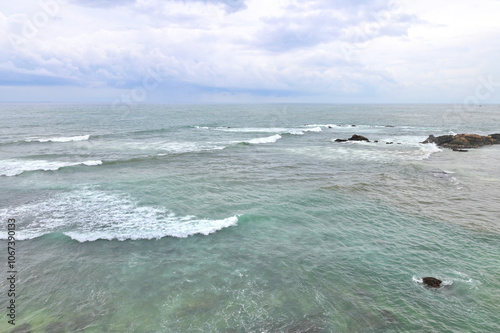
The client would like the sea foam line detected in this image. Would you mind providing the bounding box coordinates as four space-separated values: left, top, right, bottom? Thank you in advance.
246 134 282 144
0 159 102 177
25 135 90 143
0 188 239 241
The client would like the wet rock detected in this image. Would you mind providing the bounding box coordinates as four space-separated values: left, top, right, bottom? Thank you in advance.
422 133 499 148
422 277 442 288
386 142 393 144
489 133 500 144
334 138 348 142
452 148 468 152
348 134 370 142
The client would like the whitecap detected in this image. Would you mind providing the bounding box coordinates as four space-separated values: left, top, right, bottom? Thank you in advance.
246 134 282 144
25 135 90 143
0 159 102 177
0 188 239 241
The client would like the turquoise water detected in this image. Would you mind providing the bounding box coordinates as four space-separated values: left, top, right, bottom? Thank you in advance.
1 104 499 332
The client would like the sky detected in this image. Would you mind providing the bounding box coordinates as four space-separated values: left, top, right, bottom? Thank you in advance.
0 0 499 104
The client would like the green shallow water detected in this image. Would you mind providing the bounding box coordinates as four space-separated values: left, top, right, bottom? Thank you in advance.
3 192 500 332
1 104 500 332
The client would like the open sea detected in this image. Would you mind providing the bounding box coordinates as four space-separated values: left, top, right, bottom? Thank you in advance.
1 104 499 332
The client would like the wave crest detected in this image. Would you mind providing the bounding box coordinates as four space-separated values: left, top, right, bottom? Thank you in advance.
25 135 90 143
0 188 239 241
0 159 102 177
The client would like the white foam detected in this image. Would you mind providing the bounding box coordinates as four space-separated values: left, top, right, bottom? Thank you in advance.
412 276 423 283
25 135 90 143
125 141 226 154
419 143 442 160
0 159 102 177
215 127 288 133
247 134 282 144
290 140 441 162
303 126 322 133
0 187 239 241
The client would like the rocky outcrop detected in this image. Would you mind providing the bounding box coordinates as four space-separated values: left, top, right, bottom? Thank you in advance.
422 133 500 149
348 134 370 142
422 277 442 288
490 133 500 144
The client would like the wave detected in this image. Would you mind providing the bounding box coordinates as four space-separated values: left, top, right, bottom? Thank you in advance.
246 134 282 144
25 135 90 143
0 159 102 177
195 126 322 136
305 124 388 129
0 188 239 242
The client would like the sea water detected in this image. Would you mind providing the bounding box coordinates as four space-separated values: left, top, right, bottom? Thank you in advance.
0 104 499 332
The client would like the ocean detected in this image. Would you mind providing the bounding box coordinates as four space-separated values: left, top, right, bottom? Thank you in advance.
1 104 499 332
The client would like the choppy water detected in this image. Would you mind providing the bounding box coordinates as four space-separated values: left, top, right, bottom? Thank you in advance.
1 104 499 332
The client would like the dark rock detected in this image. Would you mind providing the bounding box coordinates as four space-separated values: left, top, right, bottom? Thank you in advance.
335 138 348 142
386 142 393 144
10 323 32 333
348 134 370 142
452 149 468 152
422 133 498 148
489 133 500 144
422 277 442 288
351 125 356 127
374 140 379 143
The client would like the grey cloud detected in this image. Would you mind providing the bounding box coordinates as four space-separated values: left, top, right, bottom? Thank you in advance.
256 0 419 52
257 14 343 52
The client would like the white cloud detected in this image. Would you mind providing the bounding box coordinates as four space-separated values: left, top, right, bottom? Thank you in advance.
0 0 499 102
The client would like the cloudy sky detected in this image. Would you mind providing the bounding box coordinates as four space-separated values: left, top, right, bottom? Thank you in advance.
1 0 499 103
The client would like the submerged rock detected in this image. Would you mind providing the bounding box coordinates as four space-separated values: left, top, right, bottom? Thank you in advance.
45 322 67 333
348 134 370 142
10 323 32 333
422 133 500 149
422 277 442 288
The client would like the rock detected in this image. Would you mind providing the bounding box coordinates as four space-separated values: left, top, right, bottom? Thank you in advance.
452 149 468 152
422 133 498 149
374 140 379 143
334 138 348 142
351 124 357 127
386 142 393 144
348 134 370 142
422 277 442 288
489 133 500 144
